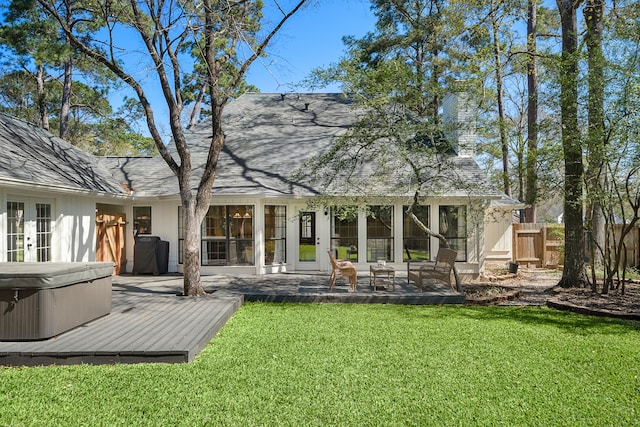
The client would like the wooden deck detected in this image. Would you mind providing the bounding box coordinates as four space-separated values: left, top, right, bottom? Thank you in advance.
0 289 242 366
1 272 464 366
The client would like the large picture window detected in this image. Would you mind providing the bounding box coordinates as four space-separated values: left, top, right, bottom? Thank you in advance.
367 205 393 262
265 205 286 264
439 205 467 261
178 205 254 266
330 206 359 261
403 205 430 261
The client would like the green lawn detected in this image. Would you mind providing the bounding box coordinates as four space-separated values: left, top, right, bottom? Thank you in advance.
1 304 639 426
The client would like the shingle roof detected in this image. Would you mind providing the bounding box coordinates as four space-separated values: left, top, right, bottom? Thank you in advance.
0 113 125 194
98 156 178 198
100 93 355 197
202 92 357 197
0 94 502 201
105 92 503 200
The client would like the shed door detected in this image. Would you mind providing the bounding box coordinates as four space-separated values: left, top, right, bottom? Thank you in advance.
6 199 53 262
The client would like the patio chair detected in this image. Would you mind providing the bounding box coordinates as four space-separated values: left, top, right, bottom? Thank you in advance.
327 249 358 292
407 247 457 291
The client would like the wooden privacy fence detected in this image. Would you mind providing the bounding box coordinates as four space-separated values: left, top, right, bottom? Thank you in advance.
512 223 640 268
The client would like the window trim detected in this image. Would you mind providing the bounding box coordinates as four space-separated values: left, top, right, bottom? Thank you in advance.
178 205 255 266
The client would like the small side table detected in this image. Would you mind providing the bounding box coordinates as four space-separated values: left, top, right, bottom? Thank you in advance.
369 265 395 291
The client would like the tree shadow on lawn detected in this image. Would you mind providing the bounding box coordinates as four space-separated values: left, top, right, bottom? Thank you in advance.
446 305 640 336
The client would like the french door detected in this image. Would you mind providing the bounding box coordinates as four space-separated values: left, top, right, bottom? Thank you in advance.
297 210 320 270
6 198 53 262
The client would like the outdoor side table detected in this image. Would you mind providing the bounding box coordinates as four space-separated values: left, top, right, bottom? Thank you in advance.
369 265 395 291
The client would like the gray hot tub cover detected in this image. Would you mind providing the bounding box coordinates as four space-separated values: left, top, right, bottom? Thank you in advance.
0 262 114 290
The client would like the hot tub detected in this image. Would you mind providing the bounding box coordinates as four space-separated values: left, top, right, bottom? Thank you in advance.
0 262 113 341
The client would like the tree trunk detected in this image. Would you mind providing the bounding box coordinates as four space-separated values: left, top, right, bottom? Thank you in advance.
187 82 207 130
585 0 606 266
59 2 73 141
491 1 510 197
524 0 538 223
557 0 587 288
181 197 206 296
59 57 72 141
406 203 461 292
35 64 50 131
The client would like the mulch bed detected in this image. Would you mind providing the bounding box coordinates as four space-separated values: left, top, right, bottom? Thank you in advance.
463 284 521 305
547 282 640 321
464 272 640 321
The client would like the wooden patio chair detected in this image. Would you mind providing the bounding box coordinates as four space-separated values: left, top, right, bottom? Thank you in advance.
407 247 457 291
327 249 358 292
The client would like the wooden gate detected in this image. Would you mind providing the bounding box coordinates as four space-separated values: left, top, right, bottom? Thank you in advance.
512 224 564 268
96 213 126 275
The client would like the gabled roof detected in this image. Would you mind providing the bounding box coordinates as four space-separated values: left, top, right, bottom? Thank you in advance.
197 92 357 197
106 93 502 200
0 94 502 201
0 113 125 195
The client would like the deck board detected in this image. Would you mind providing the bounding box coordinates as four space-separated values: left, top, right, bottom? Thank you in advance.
0 290 242 366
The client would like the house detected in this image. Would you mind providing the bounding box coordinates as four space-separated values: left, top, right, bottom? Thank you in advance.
0 112 128 267
1 93 510 277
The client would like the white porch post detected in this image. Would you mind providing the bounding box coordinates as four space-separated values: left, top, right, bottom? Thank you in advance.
430 204 440 260
357 207 367 264
255 201 265 274
393 203 404 263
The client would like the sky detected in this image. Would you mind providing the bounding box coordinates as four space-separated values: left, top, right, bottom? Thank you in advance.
94 0 377 136
0 0 377 135
243 0 376 93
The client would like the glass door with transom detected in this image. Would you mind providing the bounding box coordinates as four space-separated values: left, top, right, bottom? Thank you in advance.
6 198 53 262
297 211 320 270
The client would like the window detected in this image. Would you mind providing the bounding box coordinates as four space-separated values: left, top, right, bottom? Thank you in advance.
202 206 227 265
330 206 358 261
35 203 51 262
439 205 467 261
227 205 254 266
133 206 152 235
403 205 430 261
178 205 254 266
7 201 24 262
367 206 393 262
265 205 286 264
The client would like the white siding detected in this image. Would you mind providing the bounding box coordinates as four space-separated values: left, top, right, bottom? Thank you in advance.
0 187 487 275
56 194 97 262
0 187 97 262
0 190 6 261
484 207 513 263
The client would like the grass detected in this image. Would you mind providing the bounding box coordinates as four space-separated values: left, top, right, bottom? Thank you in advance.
1 304 639 426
